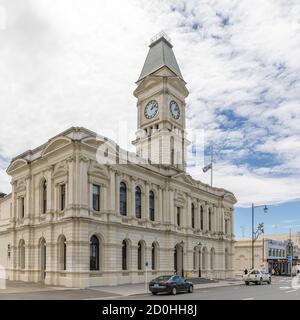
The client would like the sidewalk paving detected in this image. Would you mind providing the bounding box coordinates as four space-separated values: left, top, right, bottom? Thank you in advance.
90 279 244 298
0 278 244 300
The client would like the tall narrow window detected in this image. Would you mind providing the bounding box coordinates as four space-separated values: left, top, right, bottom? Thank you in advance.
138 241 142 270
208 208 212 231
151 242 157 270
200 206 204 230
58 236 67 271
135 186 142 219
122 240 127 270
177 207 181 226
20 197 25 219
92 184 100 211
42 180 47 214
191 203 195 229
60 184 66 211
149 191 155 221
90 235 99 271
120 182 127 216
225 219 228 234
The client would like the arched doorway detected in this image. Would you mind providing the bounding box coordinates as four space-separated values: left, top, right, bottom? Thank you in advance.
39 238 46 282
174 242 184 277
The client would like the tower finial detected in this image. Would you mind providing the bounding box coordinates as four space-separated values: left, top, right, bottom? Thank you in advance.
150 31 171 45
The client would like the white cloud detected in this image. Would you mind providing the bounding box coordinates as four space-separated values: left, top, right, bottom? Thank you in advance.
0 0 300 206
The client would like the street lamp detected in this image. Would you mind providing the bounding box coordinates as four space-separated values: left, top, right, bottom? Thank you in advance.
252 204 268 269
198 242 202 278
180 241 184 277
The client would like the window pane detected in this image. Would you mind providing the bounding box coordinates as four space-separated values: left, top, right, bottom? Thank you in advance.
135 187 141 218
120 183 127 216
93 185 100 211
60 184 66 211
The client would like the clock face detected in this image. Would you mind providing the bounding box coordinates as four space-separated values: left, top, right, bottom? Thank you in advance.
144 100 159 119
169 100 180 120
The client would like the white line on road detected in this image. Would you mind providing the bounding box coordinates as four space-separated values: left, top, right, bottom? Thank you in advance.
280 287 290 289
242 297 254 300
285 290 297 293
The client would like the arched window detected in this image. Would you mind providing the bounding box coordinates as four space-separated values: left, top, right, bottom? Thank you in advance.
208 208 212 231
42 180 47 214
122 240 128 270
151 242 158 270
19 240 25 269
135 186 142 219
120 182 127 216
149 191 155 221
191 203 195 229
58 235 67 271
210 248 215 270
200 206 204 230
90 235 99 271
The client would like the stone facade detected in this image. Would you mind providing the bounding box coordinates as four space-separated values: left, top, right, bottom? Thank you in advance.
0 34 236 288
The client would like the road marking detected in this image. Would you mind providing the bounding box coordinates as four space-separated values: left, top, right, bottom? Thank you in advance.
285 290 297 293
242 297 254 300
280 286 290 290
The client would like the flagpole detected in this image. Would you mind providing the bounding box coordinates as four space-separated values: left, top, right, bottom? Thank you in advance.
211 145 213 187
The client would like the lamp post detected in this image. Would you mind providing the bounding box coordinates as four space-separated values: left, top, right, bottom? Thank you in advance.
198 241 202 278
251 204 268 269
180 241 184 277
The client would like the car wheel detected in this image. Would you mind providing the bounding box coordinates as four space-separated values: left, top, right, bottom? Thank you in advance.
255 281 259 285
259 278 263 285
152 292 157 295
188 285 193 293
268 278 271 284
245 281 249 286
171 287 177 295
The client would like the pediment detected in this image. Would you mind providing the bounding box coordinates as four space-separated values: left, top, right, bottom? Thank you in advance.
173 174 196 187
15 178 26 192
42 137 72 157
7 159 28 174
88 161 109 179
223 192 237 204
52 162 68 178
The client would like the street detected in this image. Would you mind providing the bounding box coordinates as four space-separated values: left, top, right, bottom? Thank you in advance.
119 277 300 300
0 277 299 300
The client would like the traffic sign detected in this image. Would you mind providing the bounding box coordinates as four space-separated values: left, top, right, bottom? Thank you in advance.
287 255 293 263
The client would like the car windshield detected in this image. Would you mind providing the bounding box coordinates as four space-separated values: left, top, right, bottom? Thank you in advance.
154 275 173 282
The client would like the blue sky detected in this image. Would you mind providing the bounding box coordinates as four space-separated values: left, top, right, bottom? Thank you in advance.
0 0 300 237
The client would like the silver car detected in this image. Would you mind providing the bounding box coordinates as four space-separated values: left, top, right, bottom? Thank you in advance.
243 269 271 285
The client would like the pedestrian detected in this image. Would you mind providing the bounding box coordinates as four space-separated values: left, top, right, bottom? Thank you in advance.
244 268 248 275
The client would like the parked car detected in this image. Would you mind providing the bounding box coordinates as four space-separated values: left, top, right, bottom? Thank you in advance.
149 275 194 295
243 269 271 285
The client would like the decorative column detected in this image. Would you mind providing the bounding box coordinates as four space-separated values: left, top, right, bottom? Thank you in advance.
102 184 108 211
130 178 136 218
46 168 52 212
169 188 174 225
109 169 116 212
158 186 163 223
145 183 149 220
186 195 191 229
67 156 75 208
79 156 89 209
204 203 209 232
25 176 31 218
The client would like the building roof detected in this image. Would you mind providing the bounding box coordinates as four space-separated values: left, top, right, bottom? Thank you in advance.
137 34 184 82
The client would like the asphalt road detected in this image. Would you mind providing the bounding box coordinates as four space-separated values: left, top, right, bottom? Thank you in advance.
117 277 300 300
0 277 299 300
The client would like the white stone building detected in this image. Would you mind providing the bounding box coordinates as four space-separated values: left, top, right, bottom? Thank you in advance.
0 34 236 288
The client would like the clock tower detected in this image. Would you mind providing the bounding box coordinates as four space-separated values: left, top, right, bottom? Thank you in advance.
132 32 189 171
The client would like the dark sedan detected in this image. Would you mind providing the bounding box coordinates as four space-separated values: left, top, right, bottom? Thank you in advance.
149 275 194 295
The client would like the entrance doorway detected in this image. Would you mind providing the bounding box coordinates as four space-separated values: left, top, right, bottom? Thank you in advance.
174 243 184 276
